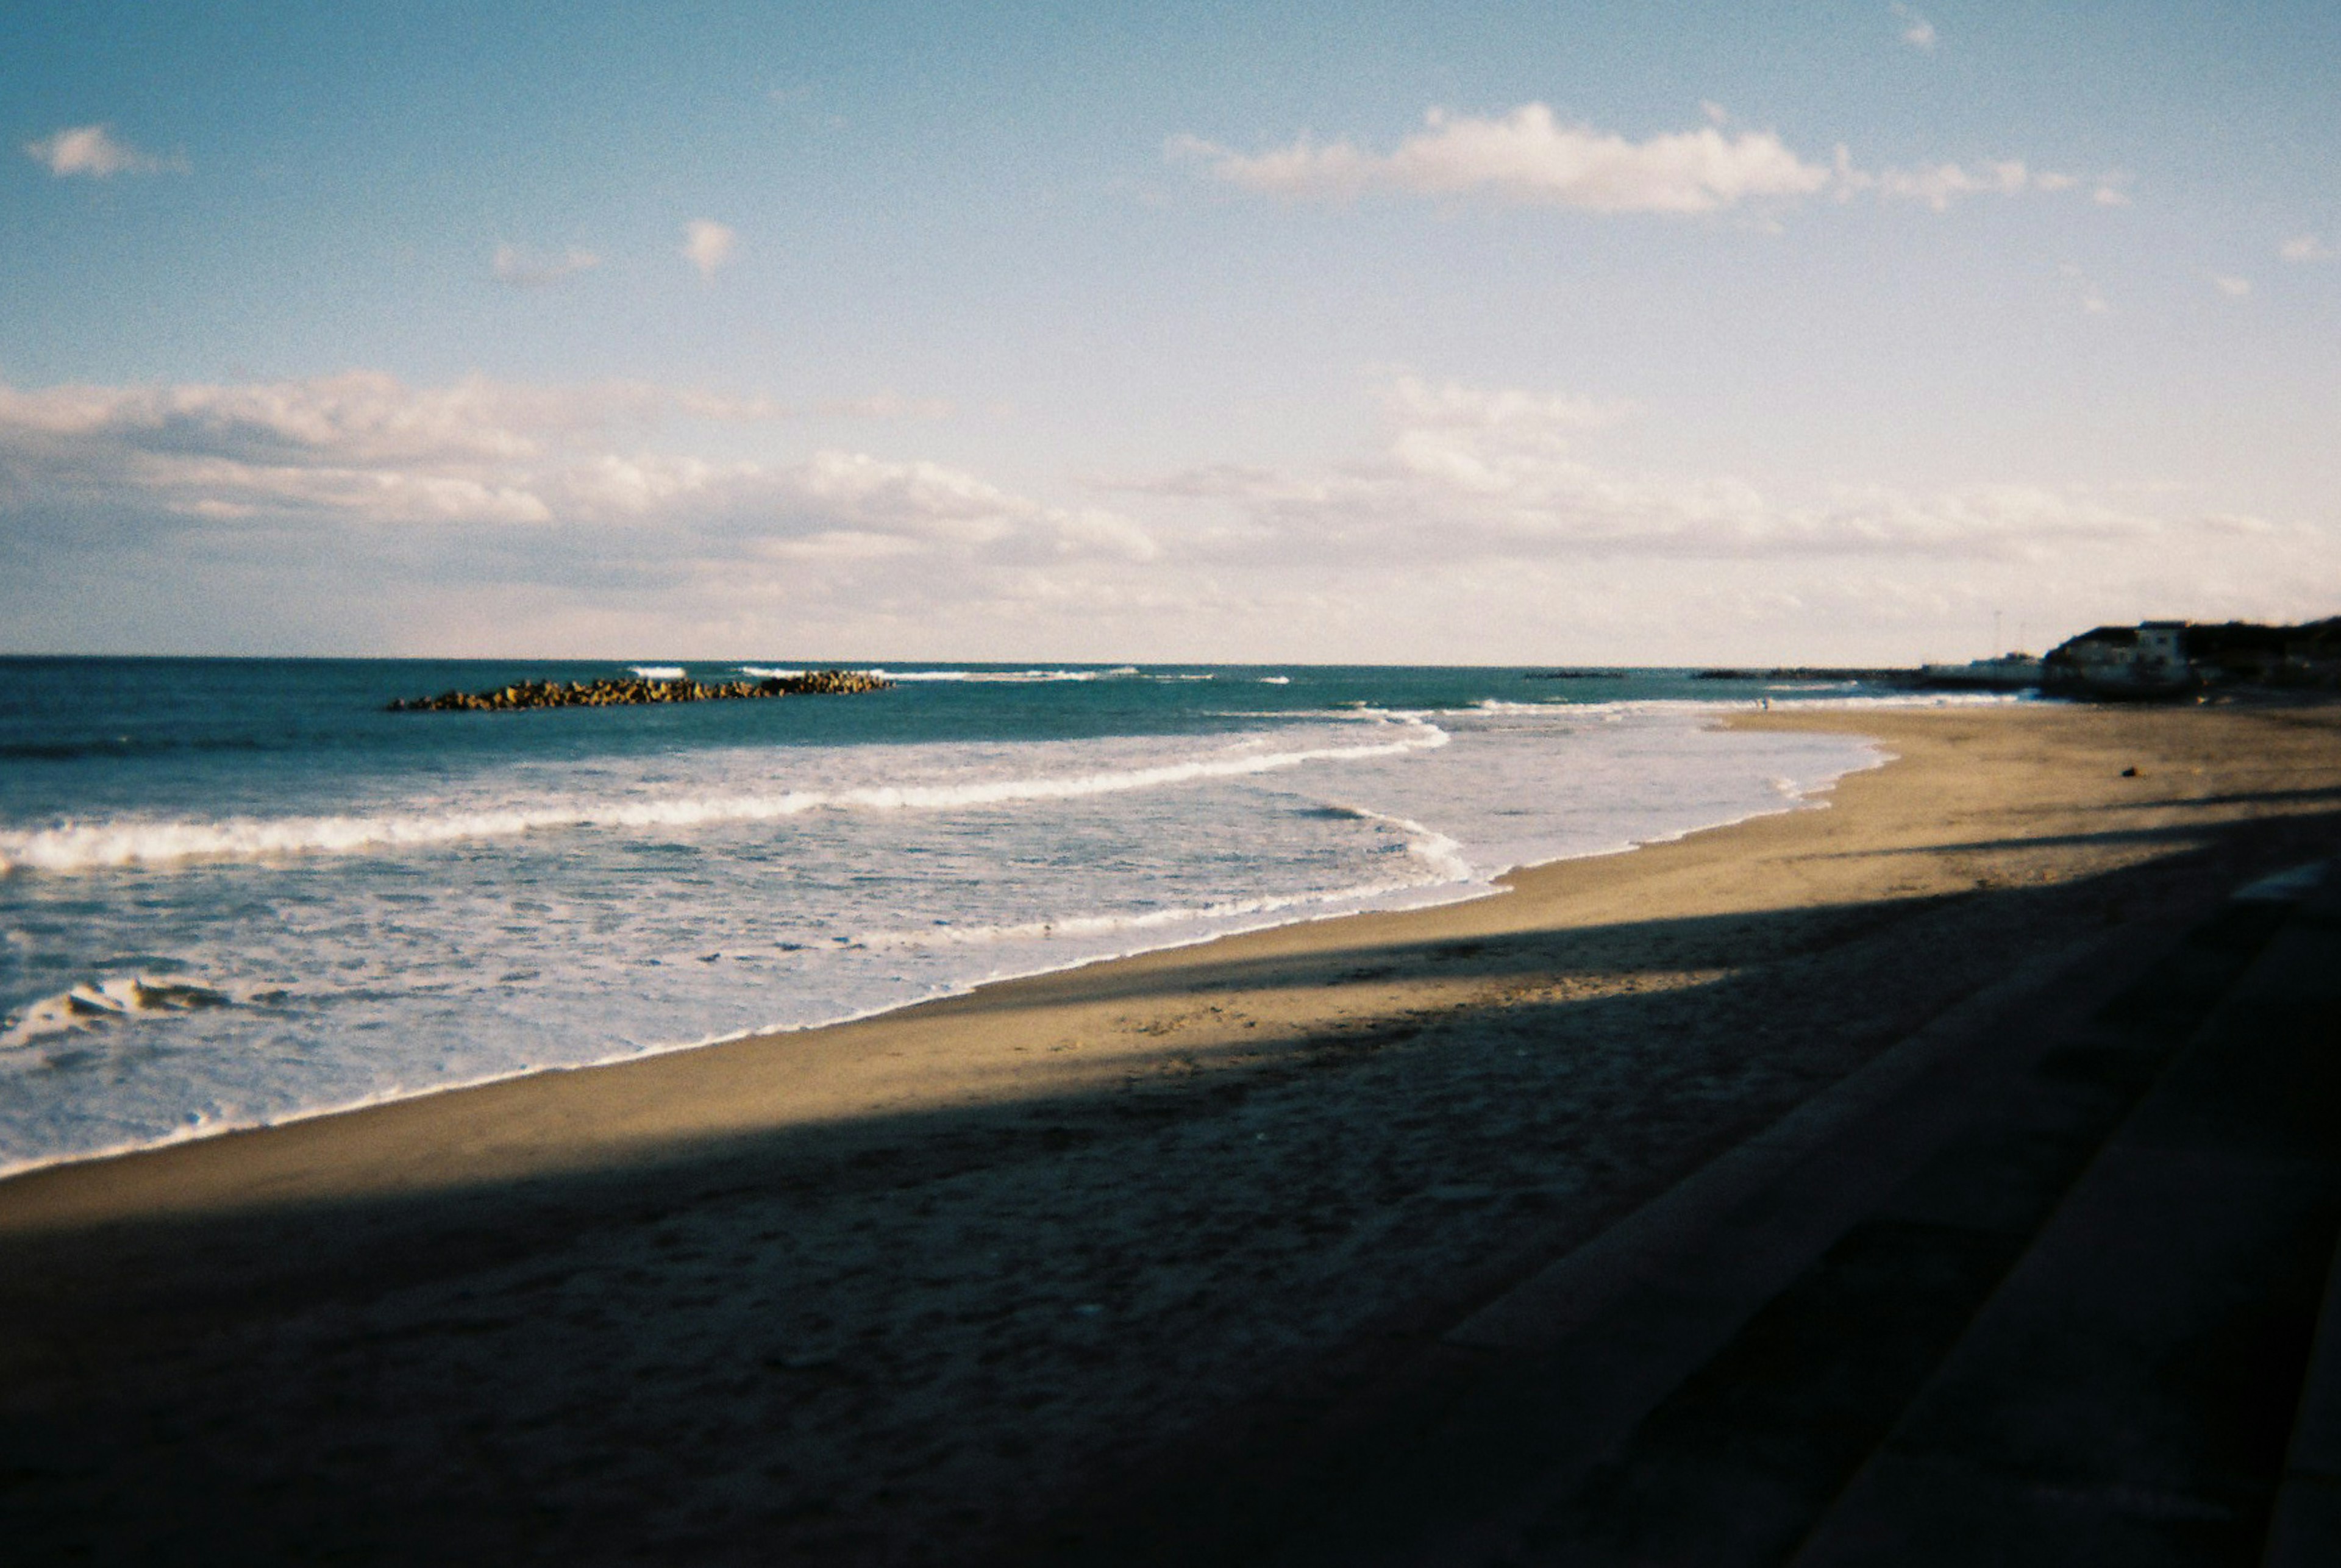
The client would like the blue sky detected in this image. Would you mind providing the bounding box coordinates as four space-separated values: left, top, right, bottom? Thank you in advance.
4 1 2337 660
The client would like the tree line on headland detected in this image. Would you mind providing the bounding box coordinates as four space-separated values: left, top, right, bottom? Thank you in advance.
388 669 893 712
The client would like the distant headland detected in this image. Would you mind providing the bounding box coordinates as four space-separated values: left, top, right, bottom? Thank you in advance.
1657 615 2341 702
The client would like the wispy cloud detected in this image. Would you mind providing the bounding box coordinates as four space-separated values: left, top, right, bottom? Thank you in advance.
1851 159 2029 211
1891 4 1939 50
811 392 957 420
23 124 184 178
1174 105 2100 218
2281 234 2336 262
1378 377 1641 432
683 219 738 277
2059 262 2110 315
1124 376 2182 565
491 243 601 289
1170 106 1833 214
669 389 956 421
2210 274 2253 298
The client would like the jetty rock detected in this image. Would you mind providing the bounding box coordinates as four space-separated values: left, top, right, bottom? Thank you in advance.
389 669 893 713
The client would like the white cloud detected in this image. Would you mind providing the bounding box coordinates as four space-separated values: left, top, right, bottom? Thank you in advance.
1856 159 2030 211
6 373 2321 663
0 374 1153 601
492 243 601 288
1892 4 1939 49
1120 377 2261 569
2281 234 2335 262
2092 182 2133 207
1171 105 1834 213
1177 105 2095 218
23 124 183 178
2211 274 2253 298
683 219 738 277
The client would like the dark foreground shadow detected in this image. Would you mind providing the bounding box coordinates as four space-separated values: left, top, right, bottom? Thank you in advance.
2 808 2337 1567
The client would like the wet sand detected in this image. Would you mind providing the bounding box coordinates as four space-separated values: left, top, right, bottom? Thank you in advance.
4 700 2340 1564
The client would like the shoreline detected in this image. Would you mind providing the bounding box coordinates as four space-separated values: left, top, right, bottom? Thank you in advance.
0 696 1895 1185
7 700 2341 1563
0 698 2309 1231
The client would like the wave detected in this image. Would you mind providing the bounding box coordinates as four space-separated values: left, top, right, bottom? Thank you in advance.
0 719 1452 875
627 665 686 679
868 667 1142 683
1325 802 1477 884
850 811 1478 953
1451 690 2026 721
1 975 235 1049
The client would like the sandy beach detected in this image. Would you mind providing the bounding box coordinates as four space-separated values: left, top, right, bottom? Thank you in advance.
5 698 2341 1564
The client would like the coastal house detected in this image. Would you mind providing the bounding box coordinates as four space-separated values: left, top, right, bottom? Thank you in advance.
2042 622 2197 699
2181 616 2341 688
2042 616 2341 698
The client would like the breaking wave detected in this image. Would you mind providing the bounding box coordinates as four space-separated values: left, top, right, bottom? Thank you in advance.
869 667 1142 683
0 719 1452 875
1 976 238 1050
851 802 1478 953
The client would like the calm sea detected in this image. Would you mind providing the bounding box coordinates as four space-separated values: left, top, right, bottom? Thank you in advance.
0 658 1940 1174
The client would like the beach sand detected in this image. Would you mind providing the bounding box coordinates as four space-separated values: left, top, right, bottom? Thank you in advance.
4 699 2340 1563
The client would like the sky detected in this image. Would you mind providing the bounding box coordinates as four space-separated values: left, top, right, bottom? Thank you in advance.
3 0 2337 663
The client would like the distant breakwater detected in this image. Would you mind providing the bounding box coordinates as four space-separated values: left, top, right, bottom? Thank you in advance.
389 670 892 713
1691 667 1922 684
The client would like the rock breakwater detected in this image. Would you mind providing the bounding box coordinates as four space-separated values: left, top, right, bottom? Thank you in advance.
390 669 893 712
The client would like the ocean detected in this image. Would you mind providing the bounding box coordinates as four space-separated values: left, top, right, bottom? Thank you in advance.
0 658 1937 1176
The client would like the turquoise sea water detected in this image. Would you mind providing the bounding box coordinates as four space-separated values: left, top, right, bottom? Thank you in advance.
0 658 1923 1174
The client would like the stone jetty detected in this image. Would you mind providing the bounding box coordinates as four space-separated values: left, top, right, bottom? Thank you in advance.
389 669 892 713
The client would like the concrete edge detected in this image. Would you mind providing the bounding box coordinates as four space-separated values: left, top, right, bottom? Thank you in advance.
1442 925 2129 1355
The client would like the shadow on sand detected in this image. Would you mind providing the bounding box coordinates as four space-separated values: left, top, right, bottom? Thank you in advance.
2 807 2338 1566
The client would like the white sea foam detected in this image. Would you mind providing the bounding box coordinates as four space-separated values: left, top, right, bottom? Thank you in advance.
869 667 1142 683
855 881 1416 953
0 718 1451 874
853 804 1477 953
1328 803 1478 884
1 976 235 1049
1472 690 2024 722
628 665 686 679
0 686 1896 1177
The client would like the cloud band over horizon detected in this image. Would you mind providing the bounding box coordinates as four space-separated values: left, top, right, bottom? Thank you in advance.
2 369 2325 661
